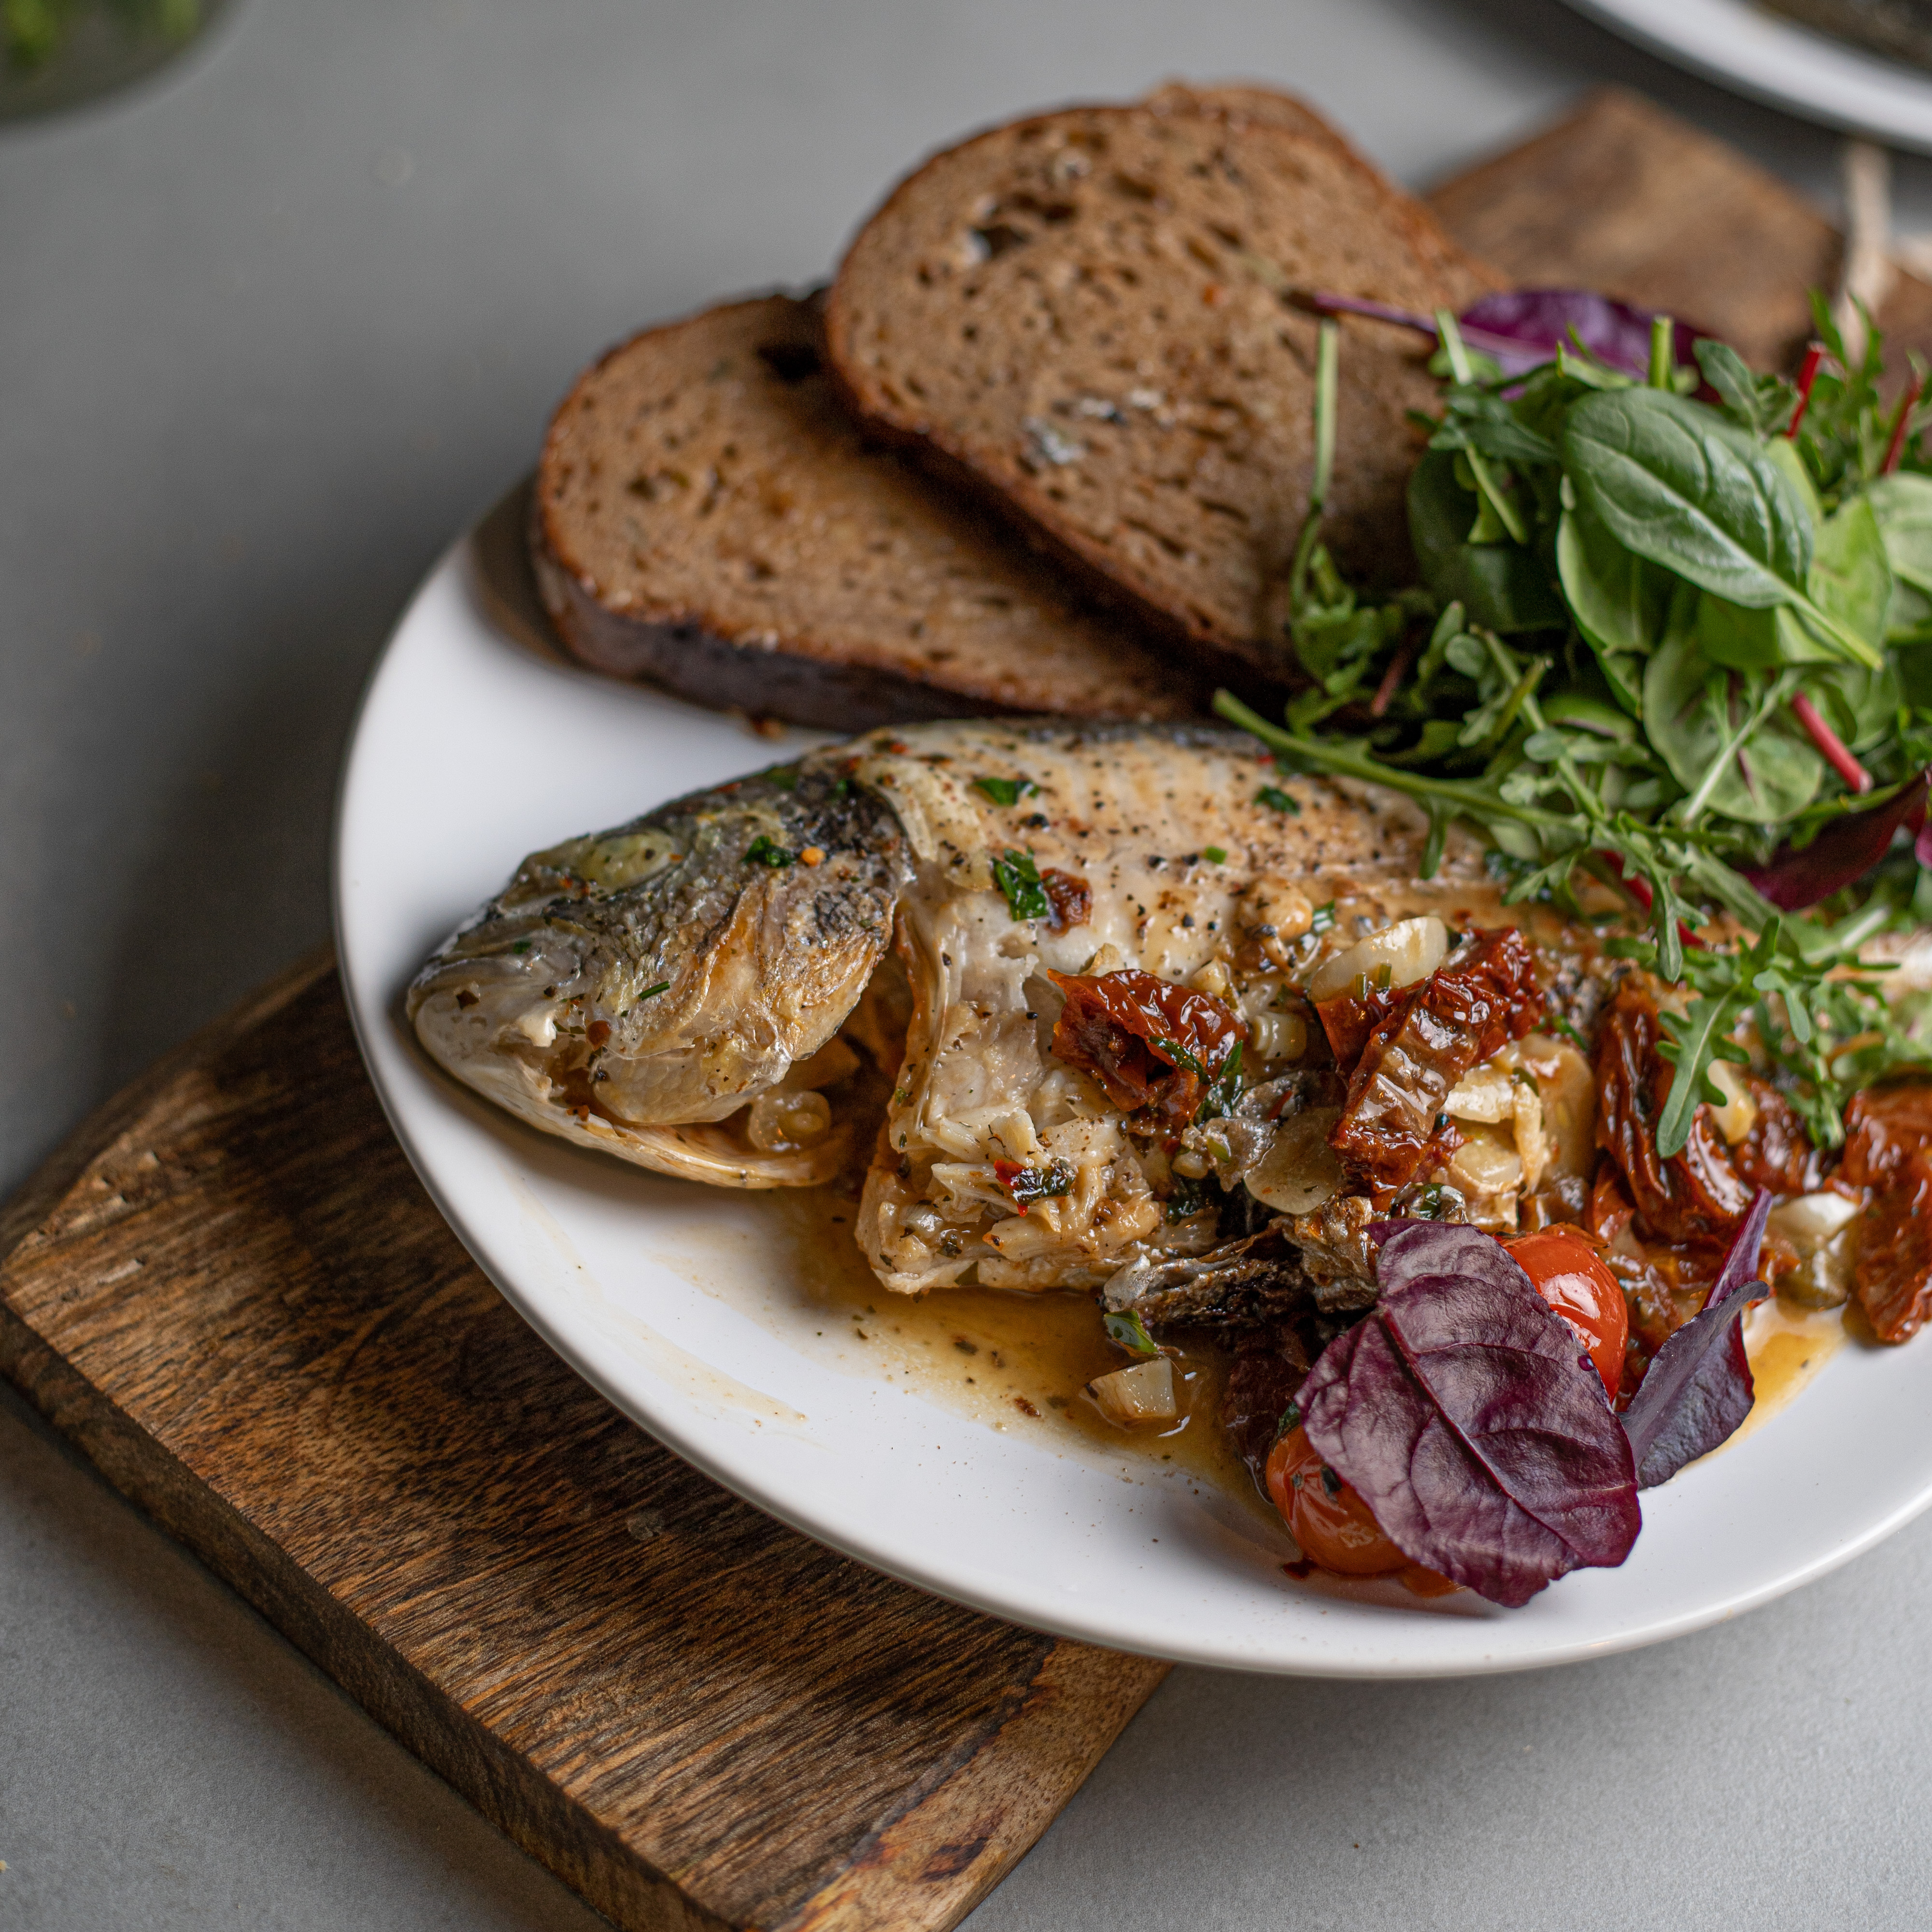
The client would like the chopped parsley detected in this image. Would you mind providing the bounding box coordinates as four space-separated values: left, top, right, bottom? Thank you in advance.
1257 785 1300 814
1195 1041 1245 1123
992 847 1051 921
1203 845 1228 864
972 775 1038 807
744 835 796 867
995 1158 1075 1208
1104 1308 1161 1358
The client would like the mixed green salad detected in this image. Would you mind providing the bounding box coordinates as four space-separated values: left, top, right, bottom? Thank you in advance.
1218 291 1932 1162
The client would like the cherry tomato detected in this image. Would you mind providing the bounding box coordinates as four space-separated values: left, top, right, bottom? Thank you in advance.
1264 1424 1406 1576
1505 1227 1628 1399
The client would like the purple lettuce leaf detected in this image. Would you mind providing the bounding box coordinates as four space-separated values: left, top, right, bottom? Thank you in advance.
1461 291 1705 378
1621 1190 1774 1490
1301 1222 1639 1608
1739 776 1928 911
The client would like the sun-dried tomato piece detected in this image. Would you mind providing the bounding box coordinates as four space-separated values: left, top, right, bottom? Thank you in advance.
1732 1081 1820 1196
1039 868 1091 932
1313 982 1407 1071
1047 967 1243 1130
1856 1149 1932 1343
1327 927 1543 1203
1592 984 1752 1247
1841 1084 1932 1192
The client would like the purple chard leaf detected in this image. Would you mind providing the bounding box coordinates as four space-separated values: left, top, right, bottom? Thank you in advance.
1620 1190 1774 1490
1739 776 1928 911
1459 290 1705 379
1299 1222 1639 1608
1305 289 1705 379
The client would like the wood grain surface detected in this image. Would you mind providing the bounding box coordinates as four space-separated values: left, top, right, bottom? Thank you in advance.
0 958 1167 1932
0 88 1908 1932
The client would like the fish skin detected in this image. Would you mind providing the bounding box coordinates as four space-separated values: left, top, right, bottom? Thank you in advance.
410 717 1465 1209
408 761 909 1185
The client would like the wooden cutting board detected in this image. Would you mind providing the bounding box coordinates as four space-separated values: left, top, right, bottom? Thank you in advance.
0 86 1914 1932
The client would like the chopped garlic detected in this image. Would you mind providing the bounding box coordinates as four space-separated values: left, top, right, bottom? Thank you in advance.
1306 916 1448 1004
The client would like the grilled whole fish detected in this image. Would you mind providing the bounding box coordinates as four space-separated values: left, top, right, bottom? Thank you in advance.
410 718 1593 1287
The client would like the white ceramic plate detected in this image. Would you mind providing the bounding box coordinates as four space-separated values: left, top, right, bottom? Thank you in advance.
1565 0 1932 150
333 508 1932 1676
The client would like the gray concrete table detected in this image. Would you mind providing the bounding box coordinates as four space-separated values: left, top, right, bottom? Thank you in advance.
4 2 1928 1925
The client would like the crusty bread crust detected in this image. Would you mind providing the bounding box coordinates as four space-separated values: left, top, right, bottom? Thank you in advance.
824 86 1499 672
532 294 1215 727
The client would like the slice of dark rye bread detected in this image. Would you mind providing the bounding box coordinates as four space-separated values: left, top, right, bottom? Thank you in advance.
824 84 1500 673
530 293 1220 729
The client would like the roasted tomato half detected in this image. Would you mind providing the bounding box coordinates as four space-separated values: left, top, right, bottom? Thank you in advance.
1505 1227 1628 1399
1264 1424 1407 1576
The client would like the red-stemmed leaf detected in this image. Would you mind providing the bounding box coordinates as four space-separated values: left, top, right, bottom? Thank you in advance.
1739 776 1928 911
1621 1190 1774 1489
1299 1222 1639 1607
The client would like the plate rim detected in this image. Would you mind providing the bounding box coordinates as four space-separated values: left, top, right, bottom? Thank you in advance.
1563 0 1932 151
330 525 1932 1677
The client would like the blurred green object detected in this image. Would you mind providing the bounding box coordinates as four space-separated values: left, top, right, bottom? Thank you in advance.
1 0 224 119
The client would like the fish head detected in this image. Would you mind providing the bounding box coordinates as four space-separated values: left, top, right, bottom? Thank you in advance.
408 762 911 1184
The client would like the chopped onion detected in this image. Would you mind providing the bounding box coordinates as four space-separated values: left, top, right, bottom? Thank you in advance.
1087 1356 1177 1424
1306 916 1449 1004
1769 1192 1861 1310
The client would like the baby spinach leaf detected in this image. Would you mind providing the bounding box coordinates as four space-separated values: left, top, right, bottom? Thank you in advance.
1562 387 1813 609
1644 623 1821 826
1866 471 1932 595
1555 504 1671 713
1806 493 1892 653
1407 450 1566 634
1702 490 1890 674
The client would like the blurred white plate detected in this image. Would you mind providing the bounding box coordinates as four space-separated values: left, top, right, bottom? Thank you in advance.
332 503 1932 1675
1567 0 1932 150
